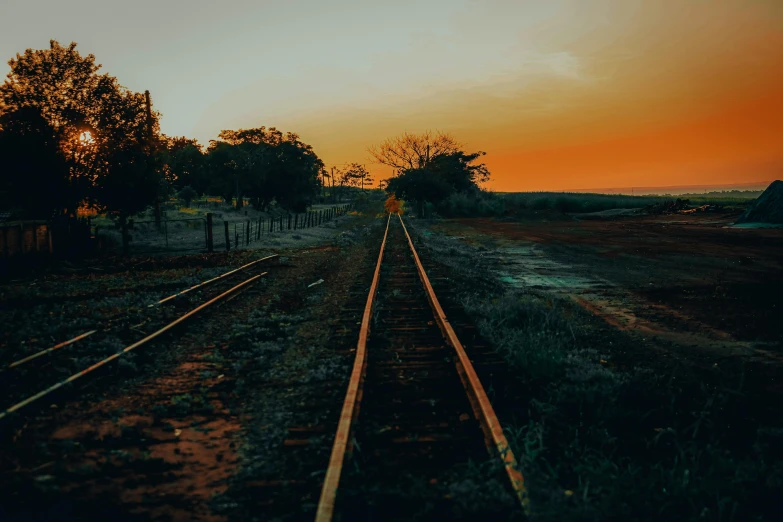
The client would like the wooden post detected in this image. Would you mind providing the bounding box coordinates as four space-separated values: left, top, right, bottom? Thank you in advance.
246 220 251 245
269 217 273 233
224 221 230 251
257 218 261 239
288 214 292 230
279 215 283 231
294 214 298 230
206 213 214 252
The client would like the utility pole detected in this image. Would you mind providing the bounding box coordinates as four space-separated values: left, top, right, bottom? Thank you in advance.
146 90 162 232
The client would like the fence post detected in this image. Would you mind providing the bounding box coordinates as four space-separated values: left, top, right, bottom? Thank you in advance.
207 213 214 252
257 218 261 239
224 221 230 251
288 214 292 230
279 215 283 232
269 217 273 233
246 220 251 245
294 214 298 230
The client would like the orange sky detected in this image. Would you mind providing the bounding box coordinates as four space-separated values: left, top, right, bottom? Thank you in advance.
273 1 783 191
4 0 781 191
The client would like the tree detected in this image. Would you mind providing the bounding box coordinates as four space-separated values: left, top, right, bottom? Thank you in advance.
161 137 207 194
0 106 70 218
178 185 197 207
384 149 491 217
368 130 461 171
342 163 374 192
0 40 163 253
386 167 454 217
206 127 323 212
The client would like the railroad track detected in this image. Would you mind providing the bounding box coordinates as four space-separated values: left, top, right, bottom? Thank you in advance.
0 254 280 424
316 215 527 521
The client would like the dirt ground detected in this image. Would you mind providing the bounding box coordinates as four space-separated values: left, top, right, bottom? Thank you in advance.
428 211 783 391
3 206 781 520
0 210 380 521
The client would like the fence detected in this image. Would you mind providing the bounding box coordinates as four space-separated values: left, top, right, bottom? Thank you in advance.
90 203 353 255
0 204 353 259
0 221 52 258
209 204 353 252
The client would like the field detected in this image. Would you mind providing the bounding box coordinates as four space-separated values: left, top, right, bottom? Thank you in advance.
1 199 781 521
410 207 783 520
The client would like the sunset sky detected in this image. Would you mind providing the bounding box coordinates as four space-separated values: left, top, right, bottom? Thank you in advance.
2 0 781 191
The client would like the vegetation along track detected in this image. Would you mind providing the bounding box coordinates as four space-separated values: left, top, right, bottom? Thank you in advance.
316 215 527 521
0 254 280 427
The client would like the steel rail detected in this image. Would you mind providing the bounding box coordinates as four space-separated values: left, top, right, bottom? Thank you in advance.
5 255 278 371
152 254 278 306
315 214 391 522
7 330 98 369
0 272 266 422
397 214 529 514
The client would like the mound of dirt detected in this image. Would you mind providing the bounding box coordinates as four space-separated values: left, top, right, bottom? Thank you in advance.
736 180 783 224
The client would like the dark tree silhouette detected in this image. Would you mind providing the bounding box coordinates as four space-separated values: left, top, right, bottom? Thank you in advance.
0 107 70 218
368 131 461 171
0 40 163 253
161 137 208 194
207 127 323 212
178 185 198 207
385 150 491 217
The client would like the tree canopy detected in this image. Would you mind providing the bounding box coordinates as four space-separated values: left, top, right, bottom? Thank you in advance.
206 127 323 212
368 131 461 171
0 40 161 229
385 149 491 217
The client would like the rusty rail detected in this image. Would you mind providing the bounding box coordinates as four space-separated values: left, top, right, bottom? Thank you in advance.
152 254 278 306
6 254 279 371
398 214 529 512
315 214 527 520
0 272 266 422
315 214 390 522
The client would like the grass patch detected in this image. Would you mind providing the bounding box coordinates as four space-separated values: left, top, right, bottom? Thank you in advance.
408 219 781 521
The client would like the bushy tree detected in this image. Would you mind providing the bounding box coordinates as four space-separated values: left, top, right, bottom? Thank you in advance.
368 130 461 171
0 107 70 218
384 149 491 217
178 185 197 206
161 137 207 194
0 40 162 253
206 127 323 212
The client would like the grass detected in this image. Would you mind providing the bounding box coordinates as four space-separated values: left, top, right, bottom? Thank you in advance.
408 219 782 522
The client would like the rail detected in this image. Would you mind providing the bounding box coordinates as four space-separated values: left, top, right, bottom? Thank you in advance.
315 214 527 520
